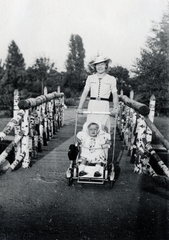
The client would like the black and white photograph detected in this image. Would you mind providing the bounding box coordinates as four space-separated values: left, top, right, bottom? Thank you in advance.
0 0 168 239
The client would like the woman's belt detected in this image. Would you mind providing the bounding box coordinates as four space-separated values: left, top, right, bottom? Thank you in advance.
90 97 109 101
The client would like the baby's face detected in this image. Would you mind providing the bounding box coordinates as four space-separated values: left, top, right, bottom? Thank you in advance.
88 124 99 137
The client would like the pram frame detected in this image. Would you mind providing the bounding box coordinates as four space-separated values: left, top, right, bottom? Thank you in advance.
66 110 117 188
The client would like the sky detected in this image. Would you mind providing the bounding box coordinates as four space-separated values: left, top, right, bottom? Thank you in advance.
0 0 168 74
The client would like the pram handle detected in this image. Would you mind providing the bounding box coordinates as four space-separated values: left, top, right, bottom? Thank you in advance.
77 110 111 115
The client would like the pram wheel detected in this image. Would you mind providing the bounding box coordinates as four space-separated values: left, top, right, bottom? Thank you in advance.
66 167 74 186
104 169 108 179
109 164 115 188
73 165 78 177
109 180 115 189
67 177 73 186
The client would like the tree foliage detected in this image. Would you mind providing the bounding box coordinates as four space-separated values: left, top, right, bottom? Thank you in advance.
25 58 64 98
0 41 26 112
5 40 25 88
32 57 54 95
109 66 130 95
65 34 86 92
131 10 169 114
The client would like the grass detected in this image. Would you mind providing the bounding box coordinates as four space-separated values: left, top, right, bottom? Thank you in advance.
0 118 13 132
153 116 169 143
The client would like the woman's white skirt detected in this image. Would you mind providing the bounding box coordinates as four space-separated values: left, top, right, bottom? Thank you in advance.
87 100 110 133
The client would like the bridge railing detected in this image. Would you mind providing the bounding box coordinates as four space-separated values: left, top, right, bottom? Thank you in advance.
117 91 169 182
0 87 65 172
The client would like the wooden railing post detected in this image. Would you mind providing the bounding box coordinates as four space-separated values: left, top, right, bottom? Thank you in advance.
126 89 137 158
59 89 67 127
133 115 147 173
57 86 60 93
127 90 135 155
21 109 30 168
129 89 134 100
43 86 48 144
146 94 156 143
121 89 123 96
36 105 43 152
14 89 21 161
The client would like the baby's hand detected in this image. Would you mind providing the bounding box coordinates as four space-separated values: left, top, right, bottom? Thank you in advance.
101 143 110 149
105 139 111 145
76 138 82 146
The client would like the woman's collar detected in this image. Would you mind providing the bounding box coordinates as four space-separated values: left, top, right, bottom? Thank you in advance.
96 73 107 79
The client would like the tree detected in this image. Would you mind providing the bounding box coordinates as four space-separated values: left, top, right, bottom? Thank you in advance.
0 41 26 113
0 60 6 108
45 70 66 94
131 10 169 114
25 58 59 97
33 57 54 94
5 40 25 88
87 61 94 75
24 57 65 98
109 66 130 95
65 34 86 92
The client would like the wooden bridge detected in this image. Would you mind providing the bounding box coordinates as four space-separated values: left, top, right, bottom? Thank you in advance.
0 107 169 240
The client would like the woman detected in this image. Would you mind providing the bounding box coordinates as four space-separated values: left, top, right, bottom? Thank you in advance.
78 55 119 133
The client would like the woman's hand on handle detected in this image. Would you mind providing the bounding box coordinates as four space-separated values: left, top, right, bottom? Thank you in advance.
77 108 83 114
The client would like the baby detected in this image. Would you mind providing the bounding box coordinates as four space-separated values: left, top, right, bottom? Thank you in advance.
76 121 111 177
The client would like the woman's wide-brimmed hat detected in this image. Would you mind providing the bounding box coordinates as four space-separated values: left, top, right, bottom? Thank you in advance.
91 56 112 65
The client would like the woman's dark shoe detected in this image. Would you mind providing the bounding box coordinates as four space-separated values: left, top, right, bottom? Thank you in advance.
94 171 102 177
79 170 88 176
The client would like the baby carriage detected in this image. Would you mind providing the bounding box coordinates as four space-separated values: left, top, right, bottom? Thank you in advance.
66 110 117 188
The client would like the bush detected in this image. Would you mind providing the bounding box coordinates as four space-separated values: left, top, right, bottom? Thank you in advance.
160 107 169 117
64 98 78 106
64 88 72 98
64 87 82 99
1 110 12 118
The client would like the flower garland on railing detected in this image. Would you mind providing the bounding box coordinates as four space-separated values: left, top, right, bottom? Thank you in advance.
117 93 169 184
0 88 65 172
